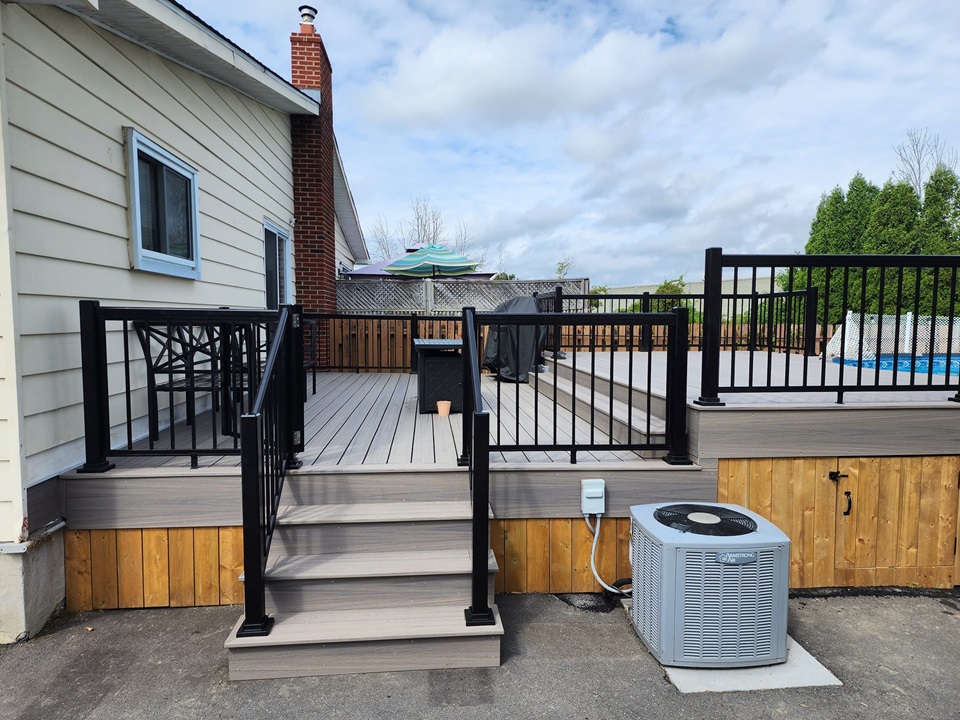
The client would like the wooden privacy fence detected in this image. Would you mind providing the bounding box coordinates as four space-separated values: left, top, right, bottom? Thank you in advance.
311 313 831 373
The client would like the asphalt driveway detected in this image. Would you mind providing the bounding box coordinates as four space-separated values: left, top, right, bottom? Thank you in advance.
1 590 958 720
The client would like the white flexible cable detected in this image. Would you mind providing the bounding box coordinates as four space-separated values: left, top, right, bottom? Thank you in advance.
586 514 630 596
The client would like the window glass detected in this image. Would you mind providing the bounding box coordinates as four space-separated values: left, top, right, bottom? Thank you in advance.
126 128 200 279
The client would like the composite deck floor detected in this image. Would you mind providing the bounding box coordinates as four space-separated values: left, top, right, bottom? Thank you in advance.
557 350 958 406
113 371 646 471
110 350 958 472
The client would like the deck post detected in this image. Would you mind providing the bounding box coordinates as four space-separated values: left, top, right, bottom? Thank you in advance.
804 286 820 356
695 247 725 406
237 412 273 638
409 312 420 372
640 292 652 350
465 410 495 626
664 308 692 465
78 300 115 473
285 305 305 460
552 285 562 358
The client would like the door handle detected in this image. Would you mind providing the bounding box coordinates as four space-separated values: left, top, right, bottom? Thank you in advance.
843 491 852 516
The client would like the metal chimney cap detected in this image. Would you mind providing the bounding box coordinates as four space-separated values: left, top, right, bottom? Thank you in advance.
299 5 318 24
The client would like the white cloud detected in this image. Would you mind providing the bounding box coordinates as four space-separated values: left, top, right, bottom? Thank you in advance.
178 0 960 287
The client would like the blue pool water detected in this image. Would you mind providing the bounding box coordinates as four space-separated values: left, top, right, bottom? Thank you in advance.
832 353 959 377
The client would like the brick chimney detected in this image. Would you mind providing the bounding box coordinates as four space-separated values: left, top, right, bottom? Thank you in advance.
291 4 335 315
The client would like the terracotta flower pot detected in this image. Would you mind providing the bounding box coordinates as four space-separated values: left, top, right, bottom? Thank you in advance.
436 400 452 417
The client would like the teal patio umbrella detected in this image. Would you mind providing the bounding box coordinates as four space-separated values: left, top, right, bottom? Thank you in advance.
383 243 479 277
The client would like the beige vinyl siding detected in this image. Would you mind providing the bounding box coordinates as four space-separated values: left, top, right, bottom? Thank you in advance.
0 5 27 541
3 4 297 484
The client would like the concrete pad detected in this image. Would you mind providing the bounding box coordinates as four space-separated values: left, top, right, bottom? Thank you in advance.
664 635 843 693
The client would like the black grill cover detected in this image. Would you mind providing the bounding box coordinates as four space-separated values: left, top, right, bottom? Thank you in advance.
482 296 546 383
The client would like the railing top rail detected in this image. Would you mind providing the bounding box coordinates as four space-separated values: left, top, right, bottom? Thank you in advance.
304 312 461 321
555 293 707 301
477 311 680 327
248 308 291 415
719 252 960 269
96 306 280 323
462 308 484 414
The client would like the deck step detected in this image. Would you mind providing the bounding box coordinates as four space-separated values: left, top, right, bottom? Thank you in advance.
283 466 470 505
225 604 503 680
535 372 667 445
270 500 476 555
264 548 498 613
548 357 668 420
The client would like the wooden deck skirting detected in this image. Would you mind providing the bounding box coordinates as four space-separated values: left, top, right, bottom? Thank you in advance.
64 527 244 611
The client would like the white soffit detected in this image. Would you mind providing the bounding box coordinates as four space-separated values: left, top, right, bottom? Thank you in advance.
64 0 318 115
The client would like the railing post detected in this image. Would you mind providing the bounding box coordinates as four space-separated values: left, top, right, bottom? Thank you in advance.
285 305 305 460
458 307 474 467
237 412 273 637
410 312 420 372
78 300 115 473
552 285 563 357
695 248 725 406
805 286 820 356
465 410 495 626
664 308 692 465
640 292 652 350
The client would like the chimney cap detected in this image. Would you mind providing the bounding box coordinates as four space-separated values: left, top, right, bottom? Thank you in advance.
299 5 317 24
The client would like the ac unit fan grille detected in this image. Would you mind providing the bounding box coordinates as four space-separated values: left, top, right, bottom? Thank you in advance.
654 503 758 536
679 549 777 662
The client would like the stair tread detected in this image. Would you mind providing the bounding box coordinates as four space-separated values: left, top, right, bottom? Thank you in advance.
265 548 498 580
277 500 475 525
225 604 504 649
538 373 667 432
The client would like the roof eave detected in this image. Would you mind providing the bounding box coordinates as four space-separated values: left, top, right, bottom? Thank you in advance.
62 0 319 115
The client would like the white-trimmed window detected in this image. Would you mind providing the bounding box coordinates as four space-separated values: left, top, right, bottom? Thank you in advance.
126 128 201 279
264 220 291 310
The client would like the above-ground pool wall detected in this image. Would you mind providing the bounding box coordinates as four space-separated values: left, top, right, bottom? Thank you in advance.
718 456 959 590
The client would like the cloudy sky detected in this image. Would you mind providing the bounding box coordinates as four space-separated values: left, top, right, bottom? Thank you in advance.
181 0 959 288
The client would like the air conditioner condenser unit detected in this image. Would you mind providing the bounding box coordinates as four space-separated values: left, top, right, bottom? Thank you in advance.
630 502 790 668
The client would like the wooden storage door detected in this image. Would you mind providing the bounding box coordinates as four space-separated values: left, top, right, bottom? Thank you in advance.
833 456 959 588
718 456 959 589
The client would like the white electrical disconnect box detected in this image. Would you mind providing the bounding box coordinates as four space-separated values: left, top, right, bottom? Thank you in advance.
581 479 606 515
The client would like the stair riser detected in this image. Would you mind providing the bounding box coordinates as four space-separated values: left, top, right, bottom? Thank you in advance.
229 635 501 680
283 473 470 505
265 573 497 613
551 362 668 419
271 520 472 556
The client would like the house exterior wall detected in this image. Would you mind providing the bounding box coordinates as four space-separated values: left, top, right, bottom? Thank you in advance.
0 4 27 547
0 2 301 642
3 4 296 488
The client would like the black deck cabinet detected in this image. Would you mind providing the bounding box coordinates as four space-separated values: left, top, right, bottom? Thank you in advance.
413 339 463 414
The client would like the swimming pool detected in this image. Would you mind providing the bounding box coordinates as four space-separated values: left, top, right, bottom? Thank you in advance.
832 353 959 378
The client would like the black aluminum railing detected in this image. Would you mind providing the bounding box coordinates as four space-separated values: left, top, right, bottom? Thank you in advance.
237 305 305 637
696 248 960 404
461 308 691 465
78 302 286 471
